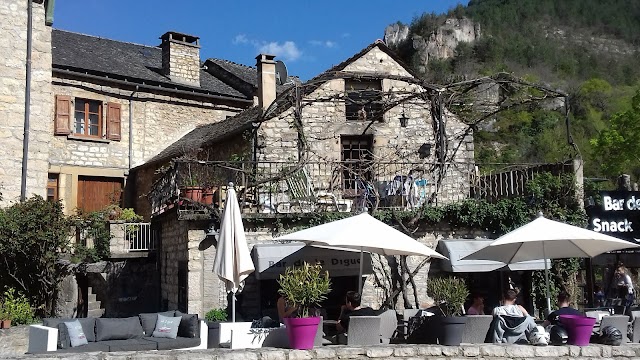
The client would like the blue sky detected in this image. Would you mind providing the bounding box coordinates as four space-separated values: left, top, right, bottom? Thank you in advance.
55 1 467 80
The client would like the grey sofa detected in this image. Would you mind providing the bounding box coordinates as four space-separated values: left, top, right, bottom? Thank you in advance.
28 310 207 353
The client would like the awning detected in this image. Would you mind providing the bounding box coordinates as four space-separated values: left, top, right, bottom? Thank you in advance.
251 242 373 280
436 239 550 273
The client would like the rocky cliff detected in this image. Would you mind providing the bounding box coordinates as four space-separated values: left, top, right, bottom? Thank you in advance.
384 17 481 74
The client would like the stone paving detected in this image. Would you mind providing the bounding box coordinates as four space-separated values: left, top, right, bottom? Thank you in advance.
4 343 640 359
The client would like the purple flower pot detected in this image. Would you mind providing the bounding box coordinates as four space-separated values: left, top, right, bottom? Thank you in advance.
559 314 596 346
284 317 320 350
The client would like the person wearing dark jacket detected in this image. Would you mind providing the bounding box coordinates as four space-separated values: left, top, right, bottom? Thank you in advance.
544 292 582 326
335 291 375 333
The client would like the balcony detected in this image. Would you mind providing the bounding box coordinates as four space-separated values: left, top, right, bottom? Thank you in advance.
108 222 156 257
147 160 579 219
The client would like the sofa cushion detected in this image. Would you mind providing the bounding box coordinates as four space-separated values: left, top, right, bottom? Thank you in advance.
139 311 176 336
152 314 181 339
65 320 89 347
143 336 200 350
100 339 158 352
43 318 96 348
175 310 200 338
95 317 144 341
56 342 110 353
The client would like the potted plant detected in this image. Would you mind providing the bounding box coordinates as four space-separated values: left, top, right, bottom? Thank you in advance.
0 302 9 329
277 262 331 350
181 175 203 202
205 308 228 348
426 276 470 346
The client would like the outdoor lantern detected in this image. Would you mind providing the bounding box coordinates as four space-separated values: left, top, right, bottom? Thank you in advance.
399 111 409 127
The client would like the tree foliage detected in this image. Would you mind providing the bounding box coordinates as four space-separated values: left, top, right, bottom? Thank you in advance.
0 196 73 317
591 90 640 179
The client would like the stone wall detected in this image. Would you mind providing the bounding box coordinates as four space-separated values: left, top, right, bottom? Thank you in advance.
50 75 242 213
162 40 200 86
0 325 29 358
5 343 640 359
257 46 474 205
0 0 52 205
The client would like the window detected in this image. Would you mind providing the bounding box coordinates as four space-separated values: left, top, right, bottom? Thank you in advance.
54 95 122 141
47 174 59 202
345 79 383 121
341 135 373 196
74 99 102 137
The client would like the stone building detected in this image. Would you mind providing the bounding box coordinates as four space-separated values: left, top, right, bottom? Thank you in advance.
1 0 271 213
141 41 476 318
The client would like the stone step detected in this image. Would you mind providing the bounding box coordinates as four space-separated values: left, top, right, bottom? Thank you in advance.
87 300 102 311
87 293 97 303
87 309 104 318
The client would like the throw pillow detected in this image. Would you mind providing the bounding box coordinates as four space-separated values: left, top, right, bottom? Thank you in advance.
64 320 89 347
175 310 200 338
95 317 144 341
152 314 181 339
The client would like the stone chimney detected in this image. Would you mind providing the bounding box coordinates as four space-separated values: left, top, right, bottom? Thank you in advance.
160 31 200 86
256 54 276 109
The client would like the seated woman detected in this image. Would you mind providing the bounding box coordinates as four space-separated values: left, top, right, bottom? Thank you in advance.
492 289 529 317
467 293 485 315
488 289 537 344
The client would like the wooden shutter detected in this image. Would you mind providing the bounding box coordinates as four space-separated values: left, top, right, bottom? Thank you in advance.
54 95 71 135
106 102 122 141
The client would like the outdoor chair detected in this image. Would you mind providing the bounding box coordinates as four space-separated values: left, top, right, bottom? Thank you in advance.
401 309 421 338
599 315 630 343
461 315 493 344
276 167 351 213
378 309 399 344
631 311 640 342
347 316 382 345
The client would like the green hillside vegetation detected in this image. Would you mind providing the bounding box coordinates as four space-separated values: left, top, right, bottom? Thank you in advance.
391 0 640 182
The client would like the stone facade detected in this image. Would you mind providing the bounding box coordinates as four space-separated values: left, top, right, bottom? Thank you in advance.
0 0 52 205
50 75 240 213
257 46 474 204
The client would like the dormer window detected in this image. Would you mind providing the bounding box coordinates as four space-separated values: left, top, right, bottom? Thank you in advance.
345 79 382 121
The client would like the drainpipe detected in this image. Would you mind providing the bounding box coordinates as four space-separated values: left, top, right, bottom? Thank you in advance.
129 86 138 169
20 0 34 202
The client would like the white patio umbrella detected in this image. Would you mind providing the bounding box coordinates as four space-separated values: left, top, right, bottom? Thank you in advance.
274 213 447 290
213 183 255 322
462 214 640 312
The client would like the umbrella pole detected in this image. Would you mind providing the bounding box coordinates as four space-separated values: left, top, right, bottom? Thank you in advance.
543 243 551 313
358 248 364 292
231 291 236 322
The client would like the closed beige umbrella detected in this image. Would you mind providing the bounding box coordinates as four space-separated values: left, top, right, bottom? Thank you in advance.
213 183 255 322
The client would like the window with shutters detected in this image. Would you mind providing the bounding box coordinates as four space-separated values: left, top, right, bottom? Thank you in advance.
54 96 122 141
74 99 103 138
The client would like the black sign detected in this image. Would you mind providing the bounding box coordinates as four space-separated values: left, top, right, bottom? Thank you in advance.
586 191 640 252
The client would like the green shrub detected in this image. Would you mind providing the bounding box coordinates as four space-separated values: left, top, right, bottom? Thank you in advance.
277 262 331 318
427 276 469 317
0 196 72 317
2 288 36 324
205 308 228 322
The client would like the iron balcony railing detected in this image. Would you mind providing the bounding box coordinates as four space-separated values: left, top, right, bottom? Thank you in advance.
122 222 156 252
148 160 578 217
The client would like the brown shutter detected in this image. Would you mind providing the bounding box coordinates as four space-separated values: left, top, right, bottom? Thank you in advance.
106 102 122 141
54 95 71 135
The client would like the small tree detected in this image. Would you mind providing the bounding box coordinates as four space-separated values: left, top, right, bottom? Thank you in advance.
277 262 331 318
0 196 73 316
427 276 469 317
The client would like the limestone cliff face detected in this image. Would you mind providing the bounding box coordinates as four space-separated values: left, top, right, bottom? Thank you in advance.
384 17 481 74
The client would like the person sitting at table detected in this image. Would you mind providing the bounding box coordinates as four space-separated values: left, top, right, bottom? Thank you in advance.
277 295 298 323
335 291 376 333
467 293 485 315
544 291 582 326
493 289 530 317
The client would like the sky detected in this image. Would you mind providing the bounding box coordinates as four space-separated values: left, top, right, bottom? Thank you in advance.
54 0 467 81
